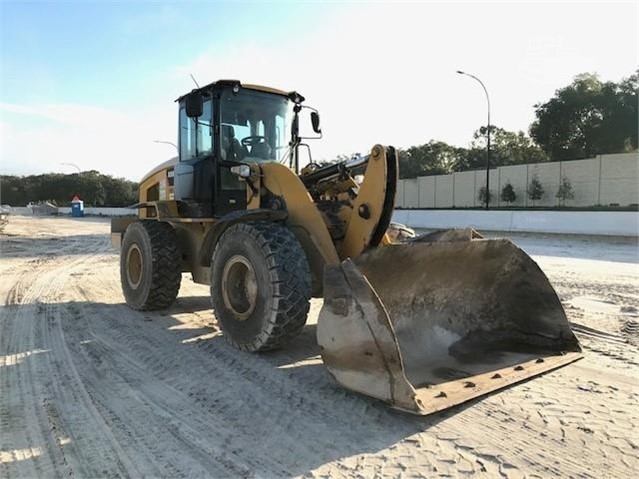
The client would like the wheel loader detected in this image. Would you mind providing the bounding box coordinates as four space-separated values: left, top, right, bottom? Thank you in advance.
111 80 581 415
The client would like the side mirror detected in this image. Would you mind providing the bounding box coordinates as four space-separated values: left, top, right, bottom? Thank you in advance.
310 111 321 134
185 91 203 118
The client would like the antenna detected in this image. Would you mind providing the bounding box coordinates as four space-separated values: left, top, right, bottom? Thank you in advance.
189 73 201 89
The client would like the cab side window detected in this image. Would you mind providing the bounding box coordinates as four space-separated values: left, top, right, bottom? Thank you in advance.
197 100 213 156
179 106 193 160
179 99 214 161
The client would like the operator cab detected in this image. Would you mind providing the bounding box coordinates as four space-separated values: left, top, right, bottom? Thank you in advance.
173 80 319 217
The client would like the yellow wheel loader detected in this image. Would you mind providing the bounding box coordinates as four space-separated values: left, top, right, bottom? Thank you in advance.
111 80 581 415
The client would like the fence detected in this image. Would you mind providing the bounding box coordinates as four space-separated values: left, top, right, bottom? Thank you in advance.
396 152 638 209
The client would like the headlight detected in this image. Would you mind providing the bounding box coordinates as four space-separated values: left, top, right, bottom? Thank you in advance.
230 165 251 178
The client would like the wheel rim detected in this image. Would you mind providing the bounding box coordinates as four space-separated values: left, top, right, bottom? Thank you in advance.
126 243 143 289
221 255 258 321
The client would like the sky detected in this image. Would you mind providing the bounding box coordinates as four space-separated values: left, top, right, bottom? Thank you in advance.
1 1 637 181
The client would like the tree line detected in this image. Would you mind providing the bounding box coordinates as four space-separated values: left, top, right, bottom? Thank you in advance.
0 170 138 207
335 71 638 180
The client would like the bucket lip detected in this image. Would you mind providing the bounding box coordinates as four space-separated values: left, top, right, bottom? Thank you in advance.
401 351 583 416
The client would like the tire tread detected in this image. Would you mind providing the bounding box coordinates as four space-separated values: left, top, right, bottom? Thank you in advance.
122 220 181 311
212 221 311 352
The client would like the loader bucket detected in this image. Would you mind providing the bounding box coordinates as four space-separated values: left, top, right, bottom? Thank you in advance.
317 229 582 415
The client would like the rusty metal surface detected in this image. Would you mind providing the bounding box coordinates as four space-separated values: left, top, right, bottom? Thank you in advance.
317 231 582 415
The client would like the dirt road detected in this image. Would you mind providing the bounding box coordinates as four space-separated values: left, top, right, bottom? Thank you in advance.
1 216 637 478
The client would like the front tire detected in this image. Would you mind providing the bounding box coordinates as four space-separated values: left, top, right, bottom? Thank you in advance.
120 221 182 310
211 222 311 352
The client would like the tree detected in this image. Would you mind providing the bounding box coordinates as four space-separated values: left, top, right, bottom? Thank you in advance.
477 186 492 207
0 172 138 207
556 176 575 206
530 71 639 160
465 125 549 169
397 141 465 179
331 153 358 165
395 127 546 179
527 175 544 206
500 183 517 206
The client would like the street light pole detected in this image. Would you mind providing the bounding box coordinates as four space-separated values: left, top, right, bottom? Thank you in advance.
153 140 178 152
60 162 81 174
457 70 491 210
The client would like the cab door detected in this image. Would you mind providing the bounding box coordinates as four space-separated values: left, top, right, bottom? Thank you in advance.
175 96 215 211
215 167 247 216
215 122 249 216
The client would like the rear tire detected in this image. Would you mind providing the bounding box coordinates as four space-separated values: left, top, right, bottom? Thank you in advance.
211 221 311 352
120 220 182 310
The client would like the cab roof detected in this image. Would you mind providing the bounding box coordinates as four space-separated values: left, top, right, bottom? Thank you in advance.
176 80 304 103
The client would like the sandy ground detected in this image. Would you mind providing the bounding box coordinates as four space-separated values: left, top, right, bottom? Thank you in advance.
1 215 637 478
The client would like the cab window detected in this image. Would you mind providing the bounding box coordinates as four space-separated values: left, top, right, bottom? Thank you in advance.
220 89 293 163
179 98 214 161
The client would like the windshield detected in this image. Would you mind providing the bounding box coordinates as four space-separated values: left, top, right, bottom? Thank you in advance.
220 88 294 164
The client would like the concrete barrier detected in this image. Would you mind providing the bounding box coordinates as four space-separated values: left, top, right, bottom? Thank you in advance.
9 207 31 215
9 205 638 236
392 210 639 236
64 207 137 216
9 207 136 217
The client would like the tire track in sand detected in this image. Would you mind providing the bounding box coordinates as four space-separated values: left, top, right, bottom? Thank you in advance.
65 266 637 479
0 232 143 478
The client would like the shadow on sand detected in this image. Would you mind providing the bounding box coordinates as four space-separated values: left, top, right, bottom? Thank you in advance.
0 294 481 476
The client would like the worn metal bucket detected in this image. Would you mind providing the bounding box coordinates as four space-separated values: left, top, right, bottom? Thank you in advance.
317 229 582 415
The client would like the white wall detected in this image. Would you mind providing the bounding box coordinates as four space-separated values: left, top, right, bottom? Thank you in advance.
434 175 453 208
393 210 639 236
527 162 560 207
473 169 499 207
418 176 435 208
560 158 600 206
10 207 136 217
398 152 639 209
497 164 528 207
600 153 639 206
403 179 419 208
395 180 405 208
453 171 475 207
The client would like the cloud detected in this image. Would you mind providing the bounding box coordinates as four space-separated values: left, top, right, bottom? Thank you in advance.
0 102 176 179
171 5 473 162
173 2 636 163
114 3 183 36
0 102 128 126
1 2 636 179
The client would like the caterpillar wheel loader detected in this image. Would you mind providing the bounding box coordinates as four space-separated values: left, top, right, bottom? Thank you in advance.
111 80 581 415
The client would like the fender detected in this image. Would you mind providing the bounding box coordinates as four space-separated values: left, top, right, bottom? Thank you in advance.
130 200 180 219
260 162 341 297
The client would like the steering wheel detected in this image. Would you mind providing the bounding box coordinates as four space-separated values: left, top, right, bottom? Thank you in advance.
241 136 268 147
